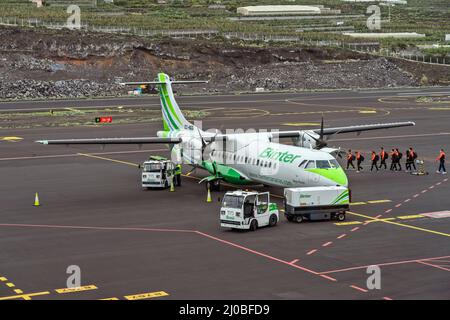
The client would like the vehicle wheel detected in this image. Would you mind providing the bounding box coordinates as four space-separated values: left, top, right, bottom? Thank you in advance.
337 213 346 221
269 214 278 227
294 215 303 223
250 219 258 231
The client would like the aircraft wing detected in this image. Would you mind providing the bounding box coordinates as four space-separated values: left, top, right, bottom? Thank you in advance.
36 137 182 145
274 121 415 138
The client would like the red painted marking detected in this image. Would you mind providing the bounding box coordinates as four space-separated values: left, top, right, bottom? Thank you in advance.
404 199 411 203
385 209 392 213
350 285 368 293
290 259 299 265
320 274 337 282
395 203 402 208
362 221 370 226
383 297 393 300
417 261 450 272
444 178 448 182
307 249 317 255
429 186 434 190
351 227 360 232
319 255 450 274
337 234 347 239
421 190 427 194
0 223 194 233
436 182 442 186
322 242 332 247
375 215 382 219
413 194 420 198
196 231 320 275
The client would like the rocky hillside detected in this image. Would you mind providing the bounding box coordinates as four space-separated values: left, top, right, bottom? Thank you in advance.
0 26 448 100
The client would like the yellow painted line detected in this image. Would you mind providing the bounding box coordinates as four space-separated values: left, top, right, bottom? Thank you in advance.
124 291 169 300
358 110 377 114
348 211 450 238
282 122 320 126
350 202 366 206
14 289 23 294
334 221 362 226
185 172 192 176
428 107 450 110
6 283 15 288
55 285 98 294
0 136 23 141
0 277 7 281
65 107 82 113
367 200 391 204
77 153 139 167
0 291 50 300
397 214 425 220
363 218 396 224
99 297 120 300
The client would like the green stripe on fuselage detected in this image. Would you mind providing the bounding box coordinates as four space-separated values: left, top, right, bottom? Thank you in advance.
306 168 348 186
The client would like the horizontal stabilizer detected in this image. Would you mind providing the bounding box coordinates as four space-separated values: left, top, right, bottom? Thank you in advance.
36 137 182 145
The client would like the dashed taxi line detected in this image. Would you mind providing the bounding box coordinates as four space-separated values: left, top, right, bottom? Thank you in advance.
0 275 28 299
350 199 391 206
55 284 98 294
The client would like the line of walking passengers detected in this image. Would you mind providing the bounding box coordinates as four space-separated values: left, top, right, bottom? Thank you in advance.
345 148 447 174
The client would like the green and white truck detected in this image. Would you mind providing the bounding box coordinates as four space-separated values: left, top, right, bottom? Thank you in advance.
284 186 350 223
220 190 279 231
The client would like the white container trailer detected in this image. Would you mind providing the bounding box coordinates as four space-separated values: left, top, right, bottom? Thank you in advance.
284 186 350 223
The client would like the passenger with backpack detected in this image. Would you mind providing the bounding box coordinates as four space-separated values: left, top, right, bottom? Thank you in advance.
380 147 388 170
396 148 403 171
371 151 379 171
346 150 355 170
356 151 364 173
406 147 418 172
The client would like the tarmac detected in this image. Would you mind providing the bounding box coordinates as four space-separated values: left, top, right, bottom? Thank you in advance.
0 87 449 300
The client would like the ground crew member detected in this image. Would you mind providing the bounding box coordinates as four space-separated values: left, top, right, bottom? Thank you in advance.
436 149 447 174
371 151 379 171
174 164 182 186
390 148 398 171
356 151 364 172
380 147 388 170
346 150 355 170
406 147 417 172
396 148 403 171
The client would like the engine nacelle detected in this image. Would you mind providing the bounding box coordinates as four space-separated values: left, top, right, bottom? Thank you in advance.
291 131 320 149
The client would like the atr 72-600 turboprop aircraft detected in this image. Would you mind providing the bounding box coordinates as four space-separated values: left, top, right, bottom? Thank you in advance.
37 73 415 190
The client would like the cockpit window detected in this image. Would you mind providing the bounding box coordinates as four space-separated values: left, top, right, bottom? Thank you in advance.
305 160 316 169
329 159 341 169
316 160 331 169
298 160 307 168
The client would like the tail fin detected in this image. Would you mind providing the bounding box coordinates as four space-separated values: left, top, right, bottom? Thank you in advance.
157 73 192 131
120 73 208 132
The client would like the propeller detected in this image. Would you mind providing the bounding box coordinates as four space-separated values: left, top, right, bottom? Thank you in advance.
305 115 328 150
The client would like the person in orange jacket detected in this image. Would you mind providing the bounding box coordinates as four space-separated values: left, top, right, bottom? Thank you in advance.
371 151 379 171
390 149 398 171
379 147 388 170
356 151 364 172
436 149 447 174
346 149 355 170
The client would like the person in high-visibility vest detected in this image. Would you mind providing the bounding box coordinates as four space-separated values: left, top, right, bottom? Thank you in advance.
174 164 182 186
436 149 447 174
346 150 355 170
406 147 418 172
356 151 364 173
371 151 379 171
390 148 398 171
379 147 388 170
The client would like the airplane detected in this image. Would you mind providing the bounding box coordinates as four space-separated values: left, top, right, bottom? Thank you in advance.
37 72 415 191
